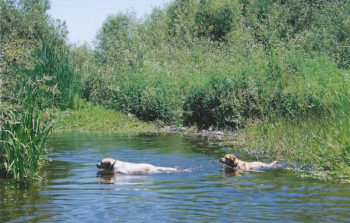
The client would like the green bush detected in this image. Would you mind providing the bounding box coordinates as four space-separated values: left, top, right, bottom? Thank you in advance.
166 0 199 42
184 74 258 129
183 48 349 129
88 0 349 131
241 0 350 68
195 0 240 40
110 71 183 124
166 0 242 41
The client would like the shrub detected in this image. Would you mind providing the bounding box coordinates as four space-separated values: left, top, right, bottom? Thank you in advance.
184 48 349 129
184 74 259 129
110 71 183 124
195 0 241 40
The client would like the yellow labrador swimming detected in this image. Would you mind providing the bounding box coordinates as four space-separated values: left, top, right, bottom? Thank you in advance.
97 157 179 174
220 154 278 171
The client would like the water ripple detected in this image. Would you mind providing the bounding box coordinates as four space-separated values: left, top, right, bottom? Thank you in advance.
1 134 350 223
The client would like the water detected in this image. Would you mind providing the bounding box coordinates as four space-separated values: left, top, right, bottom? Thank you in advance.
1 133 350 222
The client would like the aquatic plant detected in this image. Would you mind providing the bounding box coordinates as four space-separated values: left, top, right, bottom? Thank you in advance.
0 107 52 182
0 0 81 183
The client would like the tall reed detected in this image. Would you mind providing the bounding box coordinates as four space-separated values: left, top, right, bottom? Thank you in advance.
0 107 52 182
28 40 81 109
0 0 82 183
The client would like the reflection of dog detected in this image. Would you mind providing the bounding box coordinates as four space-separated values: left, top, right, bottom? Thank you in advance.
222 166 240 177
220 154 278 171
97 157 179 175
97 171 150 185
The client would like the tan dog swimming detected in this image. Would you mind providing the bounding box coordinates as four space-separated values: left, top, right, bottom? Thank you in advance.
220 154 278 171
97 157 179 175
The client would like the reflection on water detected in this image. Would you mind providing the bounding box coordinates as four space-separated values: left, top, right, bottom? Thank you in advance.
222 167 241 177
97 171 152 186
1 133 350 222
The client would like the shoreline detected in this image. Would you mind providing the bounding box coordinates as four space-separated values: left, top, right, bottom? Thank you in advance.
52 105 350 181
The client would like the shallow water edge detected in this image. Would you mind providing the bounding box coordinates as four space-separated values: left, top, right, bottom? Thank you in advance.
1 133 349 222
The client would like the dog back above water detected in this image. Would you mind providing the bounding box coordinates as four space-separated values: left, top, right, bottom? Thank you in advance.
220 154 278 171
97 157 179 175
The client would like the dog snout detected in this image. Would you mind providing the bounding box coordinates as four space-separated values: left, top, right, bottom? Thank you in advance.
97 162 100 168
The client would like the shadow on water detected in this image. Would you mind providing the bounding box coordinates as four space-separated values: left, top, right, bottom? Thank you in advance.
1 133 350 222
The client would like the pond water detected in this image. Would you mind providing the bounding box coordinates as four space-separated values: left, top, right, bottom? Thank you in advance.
1 133 350 222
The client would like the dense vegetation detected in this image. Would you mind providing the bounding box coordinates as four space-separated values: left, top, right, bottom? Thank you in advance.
1 0 349 182
85 0 349 126
0 0 80 182
81 0 349 174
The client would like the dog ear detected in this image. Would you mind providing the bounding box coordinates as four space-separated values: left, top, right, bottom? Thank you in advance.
230 155 236 161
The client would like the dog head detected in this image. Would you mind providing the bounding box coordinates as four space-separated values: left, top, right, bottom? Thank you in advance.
220 154 238 168
97 158 116 170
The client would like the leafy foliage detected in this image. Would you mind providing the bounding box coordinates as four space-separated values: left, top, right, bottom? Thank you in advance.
1 0 349 178
0 107 52 182
83 0 350 173
1 0 80 182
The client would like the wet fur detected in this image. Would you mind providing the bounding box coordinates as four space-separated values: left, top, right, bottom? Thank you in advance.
97 157 178 175
220 154 278 171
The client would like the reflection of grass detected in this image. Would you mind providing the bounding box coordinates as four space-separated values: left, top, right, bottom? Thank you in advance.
244 111 350 177
53 104 156 135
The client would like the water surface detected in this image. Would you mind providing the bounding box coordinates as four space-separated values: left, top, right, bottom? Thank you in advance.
1 133 350 222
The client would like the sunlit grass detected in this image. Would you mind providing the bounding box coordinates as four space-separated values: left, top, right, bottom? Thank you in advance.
53 104 156 135
244 111 350 176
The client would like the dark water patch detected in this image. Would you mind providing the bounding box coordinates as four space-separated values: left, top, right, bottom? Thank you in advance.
1 133 350 222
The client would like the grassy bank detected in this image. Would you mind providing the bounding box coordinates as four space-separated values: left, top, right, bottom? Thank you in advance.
51 103 350 179
243 111 350 177
53 104 156 135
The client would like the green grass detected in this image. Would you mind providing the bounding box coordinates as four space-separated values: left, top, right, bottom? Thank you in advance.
0 108 52 183
53 104 157 135
244 111 350 178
